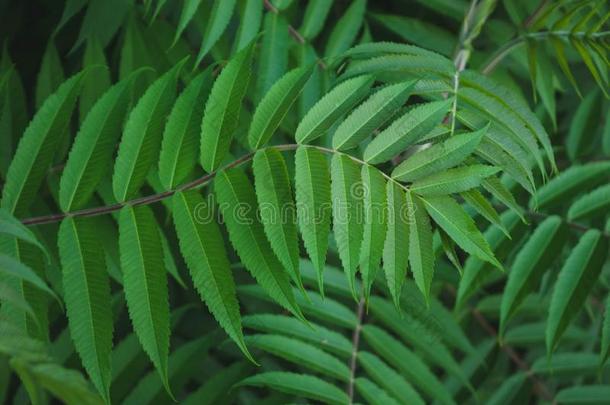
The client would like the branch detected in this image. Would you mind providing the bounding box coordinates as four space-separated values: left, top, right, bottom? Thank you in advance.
21 144 411 226
347 295 365 404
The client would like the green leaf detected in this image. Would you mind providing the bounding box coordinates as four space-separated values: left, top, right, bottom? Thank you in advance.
182 362 250 405
532 352 602 377
460 71 556 175
534 46 557 129
60 73 137 212
369 13 455 55
214 169 304 320
355 377 401 405
58 217 113 402
331 154 364 299
364 99 452 164
122 336 216 405
602 298 610 367
392 126 486 182
411 165 500 196
294 146 331 294
245 334 350 381
252 149 303 291
236 372 349 405
243 314 352 357
485 373 527 405
72 0 131 52
118 205 172 396
200 43 254 172
369 297 470 389
362 325 455 405
194 0 237 67
569 183 610 222
461 189 507 236
234 0 262 52
504 322 588 347
359 165 387 302
239 284 356 328
457 111 535 193
112 60 185 202
299 0 333 40
333 80 415 151
172 190 253 362
482 175 525 221
158 67 214 189
422 195 501 269
556 385 610 405
531 162 610 210
552 37 581 97
406 192 434 303
439 229 463 275
11 360 104 405
1 71 85 216
500 216 567 336
325 0 366 59
295 75 374 144
566 90 600 162
173 0 203 47
35 40 65 110
455 211 525 310
0 209 47 256
0 238 49 340
248 67 312 149
54 0 88 34
0 254 57 302
256 12 289 101
383 181 409 307
80 38 111 124
358 351 424 405
547 230 607 354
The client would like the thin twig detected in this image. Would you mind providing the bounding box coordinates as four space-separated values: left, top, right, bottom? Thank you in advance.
21 144 414 226
347 295 365 404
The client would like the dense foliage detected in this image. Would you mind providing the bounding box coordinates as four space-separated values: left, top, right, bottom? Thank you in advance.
0 0 609 403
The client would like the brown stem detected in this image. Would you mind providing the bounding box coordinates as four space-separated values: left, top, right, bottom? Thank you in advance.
22 145 297 226
347 295 365 404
